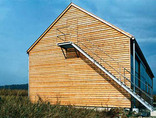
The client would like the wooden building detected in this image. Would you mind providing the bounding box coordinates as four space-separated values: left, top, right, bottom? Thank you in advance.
27 3 154 111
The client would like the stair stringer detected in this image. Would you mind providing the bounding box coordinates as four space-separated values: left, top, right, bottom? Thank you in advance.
71 42 153 111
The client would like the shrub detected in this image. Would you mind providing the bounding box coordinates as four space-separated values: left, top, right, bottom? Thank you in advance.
0 90 139 117
0 89 28 96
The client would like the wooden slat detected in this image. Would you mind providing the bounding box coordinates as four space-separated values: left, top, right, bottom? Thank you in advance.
29 5 131 108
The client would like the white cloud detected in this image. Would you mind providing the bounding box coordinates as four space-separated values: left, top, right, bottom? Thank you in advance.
137 37 156 43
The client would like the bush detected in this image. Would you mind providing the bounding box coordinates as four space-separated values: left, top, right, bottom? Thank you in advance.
0 89 28 96
0 90 138 117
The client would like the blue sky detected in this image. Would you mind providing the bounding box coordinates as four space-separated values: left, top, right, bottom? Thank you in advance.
0 0 156 93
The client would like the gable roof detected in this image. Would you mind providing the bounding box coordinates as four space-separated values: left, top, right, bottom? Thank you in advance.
27 3 133 53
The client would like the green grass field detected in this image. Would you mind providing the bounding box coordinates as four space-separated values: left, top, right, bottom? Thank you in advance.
0 89 140 118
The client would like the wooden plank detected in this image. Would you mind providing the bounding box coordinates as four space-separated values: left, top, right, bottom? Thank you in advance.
29 5 131 108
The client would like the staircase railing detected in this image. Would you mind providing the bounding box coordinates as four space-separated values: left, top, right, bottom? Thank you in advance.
75 39 153 105
56 26 153 107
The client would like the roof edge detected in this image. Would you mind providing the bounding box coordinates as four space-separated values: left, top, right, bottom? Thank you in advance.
27 3 73 53
27 2 133 53
134 39 154 78
71 3 133 38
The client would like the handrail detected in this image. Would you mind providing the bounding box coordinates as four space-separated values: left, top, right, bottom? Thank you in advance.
80 39 152 89
78 38 153 95
71 42 153 111
76 40 153 101
56 23 153 108
78 38 153 92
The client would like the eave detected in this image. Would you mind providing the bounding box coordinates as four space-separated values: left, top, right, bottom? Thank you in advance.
27 3 133 53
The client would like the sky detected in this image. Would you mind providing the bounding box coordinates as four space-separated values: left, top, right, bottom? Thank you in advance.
0 0 156 93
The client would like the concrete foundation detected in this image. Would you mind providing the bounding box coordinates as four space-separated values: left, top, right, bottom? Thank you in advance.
151 110 156 116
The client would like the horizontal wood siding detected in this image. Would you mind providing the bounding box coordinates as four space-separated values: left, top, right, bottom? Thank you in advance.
29 6 131 108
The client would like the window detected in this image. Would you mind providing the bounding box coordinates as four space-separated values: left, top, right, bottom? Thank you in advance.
131 53 152 95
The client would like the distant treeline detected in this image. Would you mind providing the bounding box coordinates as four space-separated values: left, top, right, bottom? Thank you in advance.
0 84 28 90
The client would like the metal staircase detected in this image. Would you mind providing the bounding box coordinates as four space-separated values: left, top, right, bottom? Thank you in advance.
57 41 153 111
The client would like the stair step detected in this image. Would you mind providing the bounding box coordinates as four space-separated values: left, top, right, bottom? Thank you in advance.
71 43 153 111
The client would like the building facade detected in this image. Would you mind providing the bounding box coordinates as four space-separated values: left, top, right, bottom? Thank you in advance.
27 3 154 111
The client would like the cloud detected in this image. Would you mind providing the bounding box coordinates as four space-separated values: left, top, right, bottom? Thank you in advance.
0 0 155 92
75 0 156 93
72 0 156 42
137 37 156 43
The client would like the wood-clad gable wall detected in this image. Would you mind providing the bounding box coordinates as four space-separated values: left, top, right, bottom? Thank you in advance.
29 6 131 108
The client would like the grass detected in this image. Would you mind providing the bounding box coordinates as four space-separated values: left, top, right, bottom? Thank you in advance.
0 89 140 118
0 89 28 96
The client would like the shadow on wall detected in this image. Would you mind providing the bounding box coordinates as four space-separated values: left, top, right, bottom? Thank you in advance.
79 53 131 101
63 47 131 101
